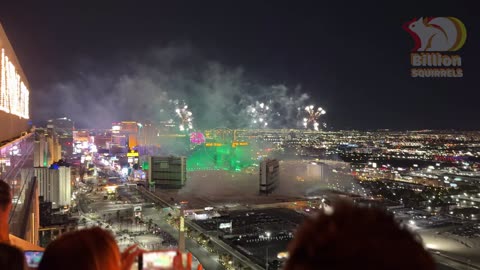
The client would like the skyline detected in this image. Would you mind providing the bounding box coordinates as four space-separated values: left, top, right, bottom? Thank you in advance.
0 1 478 130
0 4 479 267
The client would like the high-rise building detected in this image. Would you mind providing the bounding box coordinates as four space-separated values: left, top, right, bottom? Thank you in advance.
47 117 74 136
46 135 62 165
136 122 161 156
47 117 74 156
0 22 42 248
259 159 280 195
33 128 62 167
146 156 187 189
138 121 159 146
34 165 72 209
121 121 139 150
34 130 49 167
110 121 140 153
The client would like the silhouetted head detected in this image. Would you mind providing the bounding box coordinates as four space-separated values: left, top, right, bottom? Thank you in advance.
0 243 27 270
38 227 121 270
0 180 12 214
284 200 435 270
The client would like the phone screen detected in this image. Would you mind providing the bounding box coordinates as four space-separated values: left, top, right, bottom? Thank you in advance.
140 250 177 270
24 251 43 268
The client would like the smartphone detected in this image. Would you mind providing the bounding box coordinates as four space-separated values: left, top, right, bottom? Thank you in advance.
24 251 43 268
139 250 178 270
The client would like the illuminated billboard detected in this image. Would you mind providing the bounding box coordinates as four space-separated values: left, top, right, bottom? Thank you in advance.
205 142 223 147
127 150 139 157
112 123 121 133
0 48 29 119
231 141 249 147
0 23 30 142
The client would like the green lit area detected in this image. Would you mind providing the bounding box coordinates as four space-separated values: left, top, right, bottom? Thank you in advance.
154 131 268 172
186 144 257 172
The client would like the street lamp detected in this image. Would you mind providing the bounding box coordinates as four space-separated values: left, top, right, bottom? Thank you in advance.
266 247 269 270
264 231 272 270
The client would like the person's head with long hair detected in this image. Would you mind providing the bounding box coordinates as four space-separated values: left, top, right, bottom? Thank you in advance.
0 180 12 244
0 243 26 270
284 200 435 270
38 227 140 270
0 180 11 212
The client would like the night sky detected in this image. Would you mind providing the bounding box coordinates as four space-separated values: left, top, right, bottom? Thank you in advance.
0 1 477 130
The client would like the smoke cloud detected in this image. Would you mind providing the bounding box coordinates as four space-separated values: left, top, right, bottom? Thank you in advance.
176 161 366 204
34 45 316 129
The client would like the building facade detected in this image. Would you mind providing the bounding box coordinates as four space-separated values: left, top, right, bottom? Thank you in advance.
259 159 280 195
33 132 49 167
147 156 187 189
34 166 71 209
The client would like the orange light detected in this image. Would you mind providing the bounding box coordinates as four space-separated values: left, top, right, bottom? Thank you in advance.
205 143 223 147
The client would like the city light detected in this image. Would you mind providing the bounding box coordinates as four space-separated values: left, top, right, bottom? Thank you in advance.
277 252 288 259
105 185 117 194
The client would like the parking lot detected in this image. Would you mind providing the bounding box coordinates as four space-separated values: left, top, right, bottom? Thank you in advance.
194 208 305 270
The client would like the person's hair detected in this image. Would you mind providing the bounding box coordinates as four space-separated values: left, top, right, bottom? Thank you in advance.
284 200 435 270
0 243 26 270
0 180 12 211
38 227 121 270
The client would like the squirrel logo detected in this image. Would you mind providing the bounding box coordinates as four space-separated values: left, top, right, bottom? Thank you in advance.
403 17 467 52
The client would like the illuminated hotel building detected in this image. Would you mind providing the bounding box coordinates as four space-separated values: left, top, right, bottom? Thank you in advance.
110 121 140 152
47 117 74 156
259 159 279 195
33 166 72 209
138 121 158 146
121 121 139 150
0 22 41 248
146 156 187 189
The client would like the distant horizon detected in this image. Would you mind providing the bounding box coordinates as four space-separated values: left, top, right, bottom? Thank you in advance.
31 119 480 133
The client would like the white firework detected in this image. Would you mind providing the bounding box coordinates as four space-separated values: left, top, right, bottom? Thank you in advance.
172 101 193 132
303 105 326 131
247 100 278 128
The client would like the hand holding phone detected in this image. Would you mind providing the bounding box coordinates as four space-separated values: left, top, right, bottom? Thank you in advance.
122 244 143 270
139 250 192 270
24 251 43 268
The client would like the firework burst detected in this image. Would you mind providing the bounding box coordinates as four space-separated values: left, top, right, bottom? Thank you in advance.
246 100 279 128
170 100 193 131
302 105 326 131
